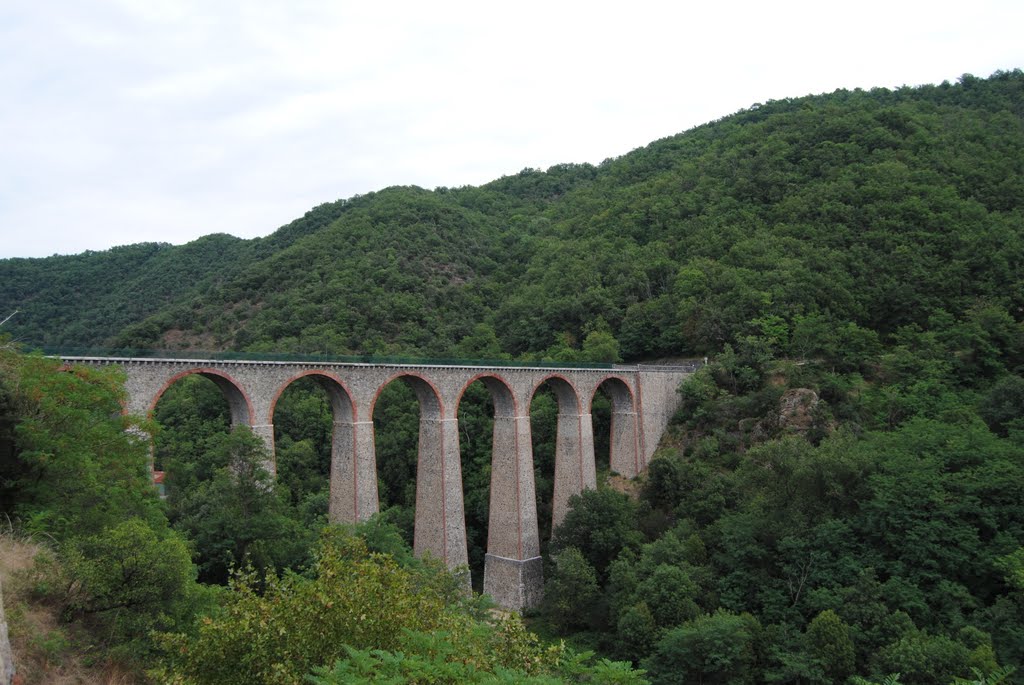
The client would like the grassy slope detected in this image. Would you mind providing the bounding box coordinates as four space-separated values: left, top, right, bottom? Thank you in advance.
0 532 138 685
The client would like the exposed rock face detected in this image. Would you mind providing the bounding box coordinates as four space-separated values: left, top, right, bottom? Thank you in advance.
738 417 769 443
777 388 820 434
737 388 830 448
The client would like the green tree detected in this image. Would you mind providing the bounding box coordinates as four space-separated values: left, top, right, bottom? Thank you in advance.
172 427 312 584
158 532 463 685
456 322 510 360
873 631 973 685
998 548 1024 593
978 375 1024 437
543 546 601 632
581 329 622 363
636 564 700 628
0 351 163 540
552 489 643 580
59 518 199 657
642 610 763 685
272 376 332 513
805 609 855 683
615 602 658 659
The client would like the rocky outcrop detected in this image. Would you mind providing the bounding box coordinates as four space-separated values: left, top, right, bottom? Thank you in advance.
738 388 831 447
777 388 821 434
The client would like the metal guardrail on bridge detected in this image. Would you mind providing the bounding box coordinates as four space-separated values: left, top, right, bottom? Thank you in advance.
42 347 612 369
43 348 705 373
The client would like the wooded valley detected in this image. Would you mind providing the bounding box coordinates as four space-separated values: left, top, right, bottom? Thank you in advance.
1 70 1022 684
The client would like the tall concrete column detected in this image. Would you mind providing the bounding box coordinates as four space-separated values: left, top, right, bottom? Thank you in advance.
329 420 379 523
414 417 469 573
551 411 598 532
610 410 641 478
249 423 277 477
484 414 543 610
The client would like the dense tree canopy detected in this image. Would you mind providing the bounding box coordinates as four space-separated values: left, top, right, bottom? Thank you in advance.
2 70 1023 683
2 71 1020 368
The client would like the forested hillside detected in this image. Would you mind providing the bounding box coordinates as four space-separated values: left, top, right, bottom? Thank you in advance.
1 71 1023 684
2 70 1020 363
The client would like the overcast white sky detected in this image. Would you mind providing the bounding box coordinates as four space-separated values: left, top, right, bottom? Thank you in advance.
1 1 1021 259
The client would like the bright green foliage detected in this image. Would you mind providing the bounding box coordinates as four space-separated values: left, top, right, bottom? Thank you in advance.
0 346 206 665
310 636 649 684
0 350 163 539
456 322 510 360
309 641 565 684
59 518 198 656
159 531 647 685
953 666 1018 685
311 638 647 684
850 676 904 685
580 329 622 363
347 513 419 567
159 533 464 684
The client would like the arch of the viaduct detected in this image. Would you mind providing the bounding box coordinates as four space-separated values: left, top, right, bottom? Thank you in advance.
374 372 462 569
592 377 642 479
151 368 256 428
269 371 357 424
65 356 696 611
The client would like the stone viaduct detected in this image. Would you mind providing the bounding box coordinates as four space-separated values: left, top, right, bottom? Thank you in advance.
62 356 697 610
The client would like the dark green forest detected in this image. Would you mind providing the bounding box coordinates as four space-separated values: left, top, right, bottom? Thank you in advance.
1 71 1023 684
